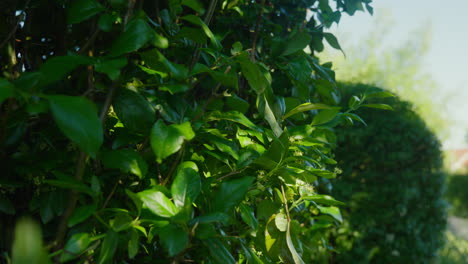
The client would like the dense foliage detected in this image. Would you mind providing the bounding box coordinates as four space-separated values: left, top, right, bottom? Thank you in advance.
445 173 468 218
0 0 380 263
328 83 447 263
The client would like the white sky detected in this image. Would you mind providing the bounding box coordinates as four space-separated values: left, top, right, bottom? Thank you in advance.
327 0 468 149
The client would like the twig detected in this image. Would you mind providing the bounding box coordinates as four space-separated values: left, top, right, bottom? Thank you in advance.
162 147 185 186
101 180 120 209
189 0 218 71
217 168 246 182
78 28 100 55
250 0 266 61
54 80 118 252
0 0 31 49
124 0 137 28
54 152 88 251
281 184 291 222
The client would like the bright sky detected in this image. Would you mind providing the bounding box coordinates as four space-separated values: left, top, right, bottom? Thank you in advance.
328 0 468 149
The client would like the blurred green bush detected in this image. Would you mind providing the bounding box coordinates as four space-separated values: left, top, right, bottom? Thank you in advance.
446 173 468 218
329 83 447 263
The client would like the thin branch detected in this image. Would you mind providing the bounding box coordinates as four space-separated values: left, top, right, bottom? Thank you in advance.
54 152 88 250
217 168 247 182
77 28 100 55
250 0 266 61
0 0 31 49
189 0 218 71
281 184 291 222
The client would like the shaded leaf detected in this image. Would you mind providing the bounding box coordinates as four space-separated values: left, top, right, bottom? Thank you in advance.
204 238 236 264
0 78 15 104
67 0 105 24
48 95 103 158
282 32 312 56
60 233 92 262
110 19 153 56
213 177 255 212
181 15 220 49
94 57 127 80
97 231 118 264
159 224 189 257
68 203 97 227
101 149 148 179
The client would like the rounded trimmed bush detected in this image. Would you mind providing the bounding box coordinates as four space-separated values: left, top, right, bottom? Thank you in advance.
330 83 447 263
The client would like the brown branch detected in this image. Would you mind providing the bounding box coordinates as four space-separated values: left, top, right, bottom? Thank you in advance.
54 79 118 253
189 0 218 71
0 0 31 49
250 0 266 61
54 152 88 251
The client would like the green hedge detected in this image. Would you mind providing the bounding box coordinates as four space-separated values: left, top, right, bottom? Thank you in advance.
330 83 447 263
446 173 468 218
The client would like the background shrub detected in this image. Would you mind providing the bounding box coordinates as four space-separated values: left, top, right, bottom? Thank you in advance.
329 83 447 263
445 173 468 218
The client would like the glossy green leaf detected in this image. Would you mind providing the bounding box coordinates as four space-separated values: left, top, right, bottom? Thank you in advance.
101 149 148 179
12 218 49 264
128 229 139 259
94 57 127 80
0 78 15 104
204 238 236 264
207 111 259 131
311 108 340 126
68 203 97 227
150 120 195 163
303 195 345 206
283 103 332 120
137 189 178 218
361 104 394 110
159 224 189 257
67 0 105 24
262 95 283 137
317 205 342 222
97 231 118 264
113 87 155 133
344 113 367 126
60 233 92 262
181 15 221 49
109 19 153 56
282 32 311 56
48 95 103 158
213 177 254 212
171 161 201 208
